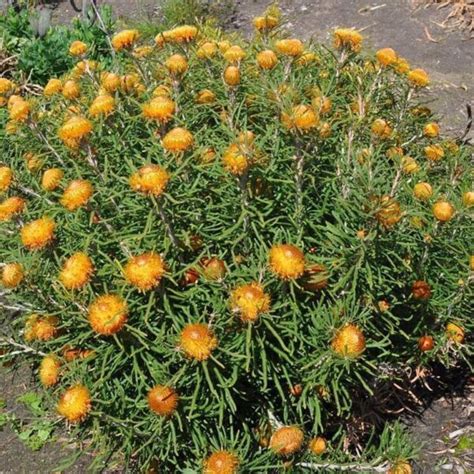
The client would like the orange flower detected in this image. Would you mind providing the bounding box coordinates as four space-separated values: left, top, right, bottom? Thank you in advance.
388 461 413 474
152 84 172 98
308 436 327 455
58 116 92 143
411 280 431 300
269 244 305 279
43 78 62 96
61 180 94 211
395 57 410 74
281 104 318 131
270 426 304 456
124 252 165 291
21 216 55 250
0 78 14 95
112 29 139 50
334 28 363 52
331 324 366 358
413 182 432 201
129 164 170 196
432 200 454 222
201 257 227 280
423 122 440 138
9 99 30 122
257 50 278 70
223 45 246 63
446 322 464 343
142 96 175 122
59 252 94 289
312 96 332 115
408 68 429 87
253 15 279 31
180 323 217 361
62 80 80 100
57 384 91 423
171 25 198 43
371 118 392 138
401 156 419 174
463 191 474 207
162 127 193 153
375 196 402 228
1 263 24 288
195 89 216 104
196 41 218 59
224 66 240 86
41 168 64 192
69 40 87 56
418 335 434 352
88 294 128 335
39 355 61 387
424 144 444 161
24 314 58 341
375 48 397 66
0 196 25 221
222 143 249 175
275 38 303 57
0 166 13 192
165 54 188 76
132 45 153 58
230 282 270 322
89 94 115 117
101 72 121 93
203 451 239 474
147 385 179 416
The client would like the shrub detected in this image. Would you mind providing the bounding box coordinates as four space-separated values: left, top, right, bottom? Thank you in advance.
0 5 472 471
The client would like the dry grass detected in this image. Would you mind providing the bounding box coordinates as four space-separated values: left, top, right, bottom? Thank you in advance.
415 0 474 34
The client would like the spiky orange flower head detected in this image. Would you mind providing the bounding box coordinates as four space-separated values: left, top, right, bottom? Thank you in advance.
0 196 25 221
2 263 24 288
62 80 80 100
424 144 444 161
9 99 30 122
270 426 304 456
21 216 55 250
432 201 454 222
101 72 121 93
462 191 474 207
401 156 419 174
224 65 241 86
388 461 412 474
371 118 392 138
269 244 305 279
253 15 279 31
301 263 329 291
224 45 246 63
39 355 61 387
312 96 332 115
180 323 217 361
203 451 240 474
331 324 366 358
162 127 193 153
61 180 94 211
446 322 464 343
407 68 429 87
58 116 92 144
88 294 128 335
69 40 87 56
257 50 278 70
230 282 271 322
165 54 188 76
59 252 94 290
41 168 64 192
112 29 139 50
142 96 175 122
152 84 172 98
308 436 327 455
275 38 304 57
89 94 115 117
196 41 218 59
129 164 170 196
24 314 58 341
413 182 432 201
423 122 440 138
375 47 397 66
124 252 165 291
281 104 318 131
147 385 179 416
334 28 363 52
0 77 15 95
375 196 402 228
170 25 198 43
43 78 62 96
57 384 91 423
195 89 216 104
223 143 249 175
418 335 434 352
0 166 13 193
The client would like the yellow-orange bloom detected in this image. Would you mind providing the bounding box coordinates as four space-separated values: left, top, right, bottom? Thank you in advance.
423 122 440 138
69 40 87 56
196 41 218 59
0 166 13 192
59 252 94 289
203 451 240 474
257 50 278 70
295 51 318 66
88 294 128 335
334 28 363 52
41 168 64 192
312 96 332 115
162 127 193 153
270 426 304 456
224 65 240 86
331 324 366 358
168 25 198 43
281 104 318 131
9 99 30 122
446 322 464 343
142 96 175 122
371 118 392 138
395 57 410 74
432 201 454 222
408 68 429 87
43 78 62 96
253 15 279 31
401 156 419 174
112 29 139 50
180 323 217 361
147 385 179 416
0 196 25 221
58 116 92 146
61 180 94 211
376 196 402 228
165 54 188 76
24 314 58 341
223 45 246 63
2 262 24 288
275 38 304 57
57 384 91 423
39 355 61 387
463 191 474 207
424 144 444 161
0 78 14 95
62 80 80 100
388 461 413 474
222 143 250 175
124 252 165 291
195 89 216 104
129 164 170 196
230 282 270 322
375 48 397 66
308 436 327 455
89 94 115 117
413 182 432 201
269 244 305 279
101 72 121 93
21 217 55 250
132 45 153 58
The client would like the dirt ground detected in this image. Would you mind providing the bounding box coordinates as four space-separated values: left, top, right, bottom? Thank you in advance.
1 0 473 472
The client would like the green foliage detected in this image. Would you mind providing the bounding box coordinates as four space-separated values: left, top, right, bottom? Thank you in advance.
0 7 472 472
